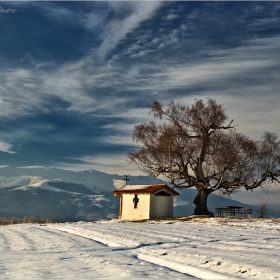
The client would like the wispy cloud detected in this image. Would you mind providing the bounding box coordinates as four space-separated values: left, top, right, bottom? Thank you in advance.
163 14 179 21
0 1 279 179
0 68 47 118
0 142 16 154
97 2 162 59
1 32 279 121
119 36 280 93
65 154 144 175
29 2 76 24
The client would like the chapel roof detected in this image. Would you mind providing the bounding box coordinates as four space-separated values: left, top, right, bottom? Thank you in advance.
113 184 179 196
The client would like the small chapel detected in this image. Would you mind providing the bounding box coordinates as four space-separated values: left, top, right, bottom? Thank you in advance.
113 183 179 220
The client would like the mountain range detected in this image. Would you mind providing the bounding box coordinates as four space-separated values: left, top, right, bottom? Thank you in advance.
0 166 279 221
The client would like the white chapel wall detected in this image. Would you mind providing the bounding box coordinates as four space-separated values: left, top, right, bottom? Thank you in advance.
121 193 150 220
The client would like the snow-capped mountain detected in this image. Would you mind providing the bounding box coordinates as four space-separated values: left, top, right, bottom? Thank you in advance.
0 166 164 221
0 166 279 221
0 166 164 193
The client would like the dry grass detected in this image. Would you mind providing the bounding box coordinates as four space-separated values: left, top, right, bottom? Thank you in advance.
241 217 280 223
150 216 280 224
177 215 210 222
214 216 280 225
129 215 211 223
0 216 51 226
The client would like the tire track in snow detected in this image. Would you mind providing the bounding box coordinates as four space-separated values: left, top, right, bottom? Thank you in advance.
61 222 258 260
48 224 238 279
31 225 111 253
96 222 183 240
0 226 36 251
94 223 279 261
72 222 280 279
50 223 188 249
48 224 129 247
67 223 235 279
2 221 278 279
0 229 11 251
47 224 203 279
137 253 240 280
77 223 183 247
1 225 185 279
33 225 192 279
0 229 10 276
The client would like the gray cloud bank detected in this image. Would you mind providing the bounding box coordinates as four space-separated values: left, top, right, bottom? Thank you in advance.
0 1 279 179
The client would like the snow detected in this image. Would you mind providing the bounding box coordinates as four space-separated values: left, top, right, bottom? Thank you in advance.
1 218 279 279
0 176 31 188
28 177 49 187
12 183 65 193
0 166 164 193
113 179 126 189
10 186 38 194
117 184 165 191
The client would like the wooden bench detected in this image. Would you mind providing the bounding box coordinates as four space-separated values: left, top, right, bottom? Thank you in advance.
240 208 253 218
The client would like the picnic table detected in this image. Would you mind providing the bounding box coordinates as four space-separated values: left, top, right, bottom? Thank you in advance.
215 206 243 217
216 206 253 217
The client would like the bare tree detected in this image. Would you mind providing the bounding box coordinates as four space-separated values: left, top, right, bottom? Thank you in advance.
257 202 268 218
128 99 280 215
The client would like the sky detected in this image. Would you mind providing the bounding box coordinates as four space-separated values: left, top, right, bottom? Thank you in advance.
0 1 280 205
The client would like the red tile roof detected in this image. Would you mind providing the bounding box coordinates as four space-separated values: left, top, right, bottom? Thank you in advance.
113 184 179 196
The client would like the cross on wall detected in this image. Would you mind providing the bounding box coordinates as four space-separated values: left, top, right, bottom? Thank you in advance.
133 194 139 209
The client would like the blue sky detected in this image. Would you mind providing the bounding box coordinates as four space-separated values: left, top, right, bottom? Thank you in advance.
0 0 280 186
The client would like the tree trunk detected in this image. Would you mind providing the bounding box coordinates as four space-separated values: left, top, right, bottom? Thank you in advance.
193 188 213 216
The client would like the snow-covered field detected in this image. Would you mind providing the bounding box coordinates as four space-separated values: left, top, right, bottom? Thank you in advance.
1 218 280 279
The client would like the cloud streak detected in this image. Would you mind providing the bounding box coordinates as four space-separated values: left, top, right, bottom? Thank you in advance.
0 142 16 154
0 1 279 182
97 2 162 59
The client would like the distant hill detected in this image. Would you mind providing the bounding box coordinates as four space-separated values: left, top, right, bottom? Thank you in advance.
174 189 280 218
0 166 279 221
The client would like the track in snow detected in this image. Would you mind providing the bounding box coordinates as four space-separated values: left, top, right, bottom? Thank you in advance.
1 219 279 279
0 224 197 279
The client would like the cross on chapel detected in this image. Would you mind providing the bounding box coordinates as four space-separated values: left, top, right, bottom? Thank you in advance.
123 175 130 185
133 194 139 209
